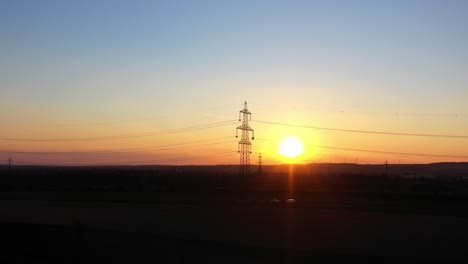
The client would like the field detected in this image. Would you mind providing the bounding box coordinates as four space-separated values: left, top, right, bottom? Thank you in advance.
0 163 468 263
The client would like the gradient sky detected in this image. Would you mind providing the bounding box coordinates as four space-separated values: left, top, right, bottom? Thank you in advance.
1 0 468 165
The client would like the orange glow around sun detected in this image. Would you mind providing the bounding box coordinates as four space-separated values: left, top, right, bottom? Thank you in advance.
279 136 304 158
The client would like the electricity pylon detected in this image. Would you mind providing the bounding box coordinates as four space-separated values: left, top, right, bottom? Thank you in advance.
236 101 254 177
258 153 263 175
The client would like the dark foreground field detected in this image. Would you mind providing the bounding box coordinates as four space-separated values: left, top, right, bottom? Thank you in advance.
1 198 468 264
0 220 437 264
0 163 468 263
0 197 468 263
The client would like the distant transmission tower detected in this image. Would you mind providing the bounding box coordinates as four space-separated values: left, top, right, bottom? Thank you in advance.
258 153 263 175
236 101 255 177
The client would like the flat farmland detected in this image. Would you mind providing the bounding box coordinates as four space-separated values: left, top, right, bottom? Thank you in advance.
0 191 467 263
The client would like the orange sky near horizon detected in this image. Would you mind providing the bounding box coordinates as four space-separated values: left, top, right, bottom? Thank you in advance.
1 100 468 166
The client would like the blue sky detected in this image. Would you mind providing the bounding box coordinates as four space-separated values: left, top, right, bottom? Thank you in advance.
1 0 468 164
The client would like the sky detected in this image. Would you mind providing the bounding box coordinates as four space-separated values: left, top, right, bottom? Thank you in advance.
1 0 468 165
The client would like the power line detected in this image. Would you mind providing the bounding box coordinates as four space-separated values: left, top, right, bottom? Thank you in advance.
0 137 234 155
87 151 235 166
307 144 468 159
357 112 468 118
92 136 233 153
252 102 468 118
256 138 468 159
253 120 468 139
0 120 237 142
145 151 234 164
304 107 468 118
14 151 235 166
5 118 467 143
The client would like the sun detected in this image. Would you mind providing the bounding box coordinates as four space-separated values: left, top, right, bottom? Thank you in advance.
279 136 304 158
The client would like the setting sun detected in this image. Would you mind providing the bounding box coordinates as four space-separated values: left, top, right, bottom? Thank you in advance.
279 136 304 158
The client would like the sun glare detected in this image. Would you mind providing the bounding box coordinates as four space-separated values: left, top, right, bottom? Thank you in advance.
279 136 304 158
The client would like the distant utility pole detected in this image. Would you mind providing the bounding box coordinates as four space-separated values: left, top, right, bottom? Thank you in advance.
385 160 388 175
236 101 255 178
8 157 11 170
258 153 263 175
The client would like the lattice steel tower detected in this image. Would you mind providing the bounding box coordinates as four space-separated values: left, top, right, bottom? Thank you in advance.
236 101 255 177
258 153 263 175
